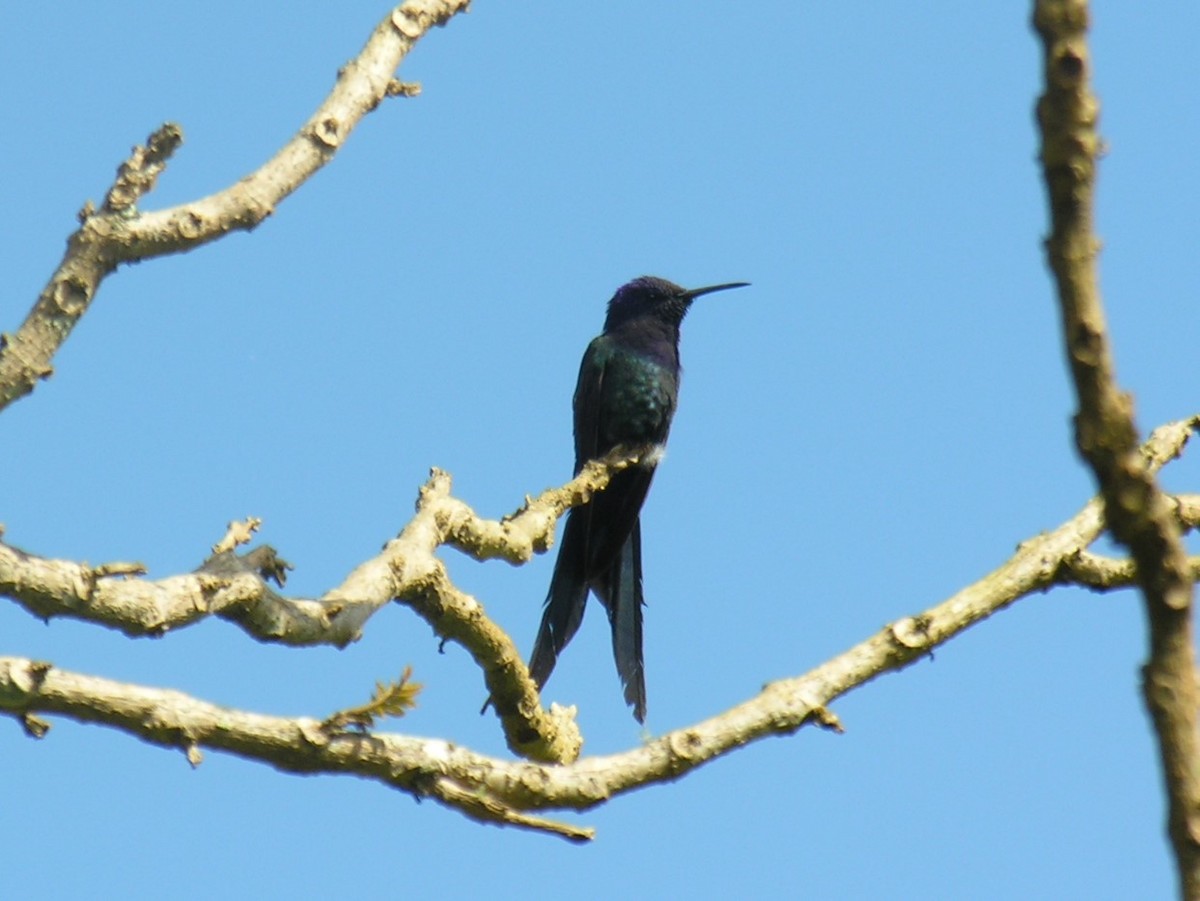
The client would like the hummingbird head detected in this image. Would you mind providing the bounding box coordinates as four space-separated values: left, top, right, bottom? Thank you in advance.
604 276 749 331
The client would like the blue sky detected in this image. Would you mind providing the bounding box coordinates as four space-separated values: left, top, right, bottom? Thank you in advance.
3 3 1199 898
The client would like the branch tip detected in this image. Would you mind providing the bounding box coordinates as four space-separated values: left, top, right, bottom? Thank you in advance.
387 79 422 97
22 713 51 739
213 517 263 554
103 123 184 214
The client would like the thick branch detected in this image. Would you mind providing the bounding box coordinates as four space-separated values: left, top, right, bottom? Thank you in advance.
1033 3 1200 893
0 657 590 843
0 0 471 413
4 422 1195 841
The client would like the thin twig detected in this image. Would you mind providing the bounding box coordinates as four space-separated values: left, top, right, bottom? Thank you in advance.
0 0 471 412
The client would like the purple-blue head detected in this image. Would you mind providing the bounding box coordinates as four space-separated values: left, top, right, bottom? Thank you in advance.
603 276 749 332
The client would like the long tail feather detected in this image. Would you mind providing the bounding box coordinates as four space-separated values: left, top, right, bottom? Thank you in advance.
528 509 590 690
597 519 646 722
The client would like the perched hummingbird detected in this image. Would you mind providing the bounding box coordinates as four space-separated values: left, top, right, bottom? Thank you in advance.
528 276 749 722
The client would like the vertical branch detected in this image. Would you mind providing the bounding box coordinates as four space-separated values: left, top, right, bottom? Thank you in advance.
1033 2 1200 895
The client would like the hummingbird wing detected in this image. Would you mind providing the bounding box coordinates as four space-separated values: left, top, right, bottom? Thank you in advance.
571 336 609 472
574 338 662 576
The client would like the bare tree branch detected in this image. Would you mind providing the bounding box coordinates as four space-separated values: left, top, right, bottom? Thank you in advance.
3 420 1195 842
0 656 590 843
1062 494 1200 588
1033 2 1200 893
0 0 471 413
0 445 658 764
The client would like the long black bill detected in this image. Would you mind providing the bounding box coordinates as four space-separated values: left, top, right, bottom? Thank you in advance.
681 281 751 301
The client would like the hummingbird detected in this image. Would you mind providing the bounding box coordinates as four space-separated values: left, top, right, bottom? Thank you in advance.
528 275 749 722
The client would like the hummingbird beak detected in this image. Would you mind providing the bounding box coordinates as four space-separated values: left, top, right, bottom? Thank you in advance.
680 281 751 301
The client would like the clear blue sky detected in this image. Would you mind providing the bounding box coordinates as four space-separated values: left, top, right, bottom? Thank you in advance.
4 3 1199 898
